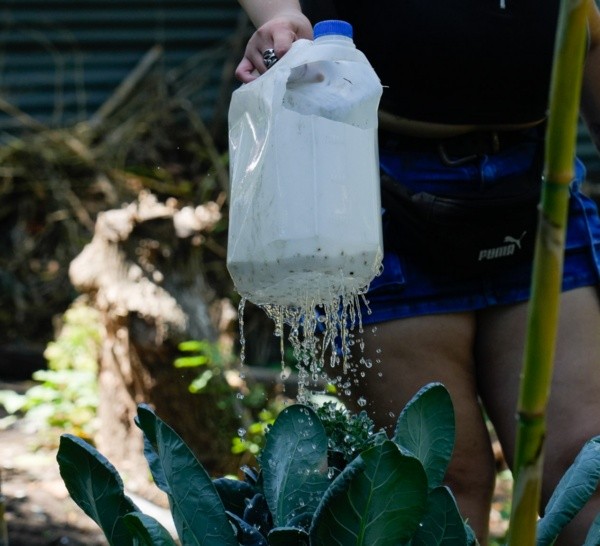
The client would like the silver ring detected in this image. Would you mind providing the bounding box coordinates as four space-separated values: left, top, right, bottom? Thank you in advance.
262 48 279 69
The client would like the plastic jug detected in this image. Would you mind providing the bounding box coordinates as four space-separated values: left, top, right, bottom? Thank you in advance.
227 20 384 307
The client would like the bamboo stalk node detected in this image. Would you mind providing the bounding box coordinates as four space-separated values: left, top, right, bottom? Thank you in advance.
539 214 566 255
516 410 546 424
543 171 575 186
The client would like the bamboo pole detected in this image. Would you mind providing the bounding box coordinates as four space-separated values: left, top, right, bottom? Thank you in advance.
507 0 589 544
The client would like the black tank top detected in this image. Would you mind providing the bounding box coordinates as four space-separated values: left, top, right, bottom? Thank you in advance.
321 0 561 124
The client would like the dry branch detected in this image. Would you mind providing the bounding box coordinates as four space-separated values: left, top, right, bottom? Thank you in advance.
0 42 234 348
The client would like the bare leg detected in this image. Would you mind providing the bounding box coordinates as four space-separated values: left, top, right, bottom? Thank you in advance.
477 286 600 545
347 312 495 545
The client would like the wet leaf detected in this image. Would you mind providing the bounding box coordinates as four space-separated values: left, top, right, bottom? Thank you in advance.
268 526 310 545
57 434 138 546
261 404 329 527
212 477 259 519
310 440 428 545
411 486 467 545
537 436 600 546
122 512 177 545
227 511 268 545
393 382 455 490
135 405 237 545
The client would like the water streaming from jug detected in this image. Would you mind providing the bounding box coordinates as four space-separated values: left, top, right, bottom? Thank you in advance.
237 289 376 401
228 20 383 401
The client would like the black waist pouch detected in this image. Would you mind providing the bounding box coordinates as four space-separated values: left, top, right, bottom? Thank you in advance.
380 172 543 276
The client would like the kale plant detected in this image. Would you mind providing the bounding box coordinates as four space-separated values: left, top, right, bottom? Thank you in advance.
56 382 600 545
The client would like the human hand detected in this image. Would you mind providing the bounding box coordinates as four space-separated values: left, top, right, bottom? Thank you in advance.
235 12 313 83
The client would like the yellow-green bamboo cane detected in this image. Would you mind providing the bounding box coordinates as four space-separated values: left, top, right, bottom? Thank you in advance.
507 0 589 544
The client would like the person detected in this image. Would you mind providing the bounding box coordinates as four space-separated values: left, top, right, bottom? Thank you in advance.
234 1 600 544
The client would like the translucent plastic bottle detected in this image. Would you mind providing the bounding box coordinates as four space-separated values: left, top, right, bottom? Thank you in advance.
227 20 383 307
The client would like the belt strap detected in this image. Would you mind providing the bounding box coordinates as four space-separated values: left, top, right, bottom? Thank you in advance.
379 128 532 166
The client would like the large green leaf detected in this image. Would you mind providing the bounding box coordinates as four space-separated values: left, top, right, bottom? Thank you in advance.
122 512 178 546
393 383 455 490
135 405 238 546
57 434 138 546
537 436 600 546
135 404 170 494
410 486 467 545
260 404 329 527
268 526 310 545
465 523 478 546
584 512 600 546
310 440 428 546
226 512 268 545
212 477 259 518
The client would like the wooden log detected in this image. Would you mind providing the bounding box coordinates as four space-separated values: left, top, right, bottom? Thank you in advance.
69 191 240 487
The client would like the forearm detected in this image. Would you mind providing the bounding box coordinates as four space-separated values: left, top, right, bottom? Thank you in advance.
238 0 303 28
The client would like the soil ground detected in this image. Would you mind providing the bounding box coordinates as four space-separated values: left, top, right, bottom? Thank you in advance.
1 426 106 546
0 378 512 545
0 379 106 546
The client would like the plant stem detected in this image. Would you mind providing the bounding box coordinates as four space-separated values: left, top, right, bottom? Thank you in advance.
507 0 589 544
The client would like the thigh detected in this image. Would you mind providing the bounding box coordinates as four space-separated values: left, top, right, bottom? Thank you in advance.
542 286 600 501
349 311 496 543
476 286 600 487
349 311 480 431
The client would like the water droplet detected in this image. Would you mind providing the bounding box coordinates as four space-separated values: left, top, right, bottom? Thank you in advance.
235 278 377 404
357 397 367 407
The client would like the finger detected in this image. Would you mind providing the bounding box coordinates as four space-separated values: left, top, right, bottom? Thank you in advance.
235 57 260 83
272 28 298 59
244 39 272 75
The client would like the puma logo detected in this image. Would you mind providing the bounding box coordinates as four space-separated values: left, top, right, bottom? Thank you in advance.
478 231 528 261
503 231 527 250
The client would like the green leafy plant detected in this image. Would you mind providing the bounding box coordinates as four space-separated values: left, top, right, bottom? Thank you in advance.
536 436 600 545
174 338 284 458
231 406 278 456
58 382 481 545
315 401 386 471
0 301 101 441
174 339 231 395
56 381 600 544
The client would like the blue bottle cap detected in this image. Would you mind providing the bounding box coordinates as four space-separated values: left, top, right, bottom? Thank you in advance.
313 20 353 39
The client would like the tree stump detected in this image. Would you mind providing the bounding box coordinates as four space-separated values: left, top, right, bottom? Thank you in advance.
69 191 240 490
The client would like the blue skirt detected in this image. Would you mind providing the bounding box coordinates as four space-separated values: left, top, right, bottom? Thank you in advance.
363 131 600 324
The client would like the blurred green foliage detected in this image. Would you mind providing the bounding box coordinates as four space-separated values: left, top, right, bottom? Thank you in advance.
0 299 102 443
